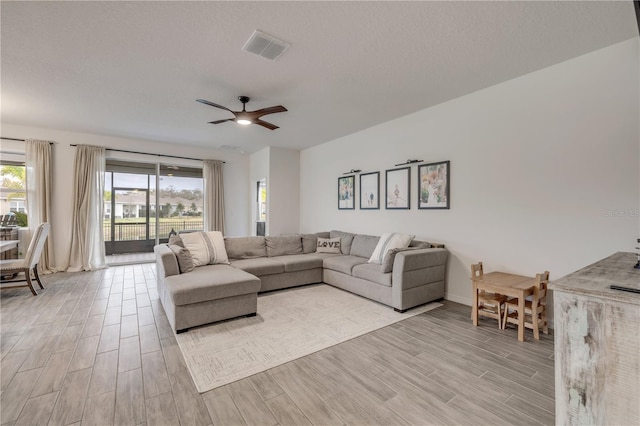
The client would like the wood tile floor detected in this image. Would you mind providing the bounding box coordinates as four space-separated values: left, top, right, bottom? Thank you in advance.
0 264 555 425
105 253 154 266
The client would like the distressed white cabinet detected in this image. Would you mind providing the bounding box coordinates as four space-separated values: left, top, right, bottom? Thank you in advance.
550 252 640 425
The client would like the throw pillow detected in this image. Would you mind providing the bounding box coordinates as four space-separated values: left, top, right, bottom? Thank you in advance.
180 231 230 267
380 247 419 273
167 244 194 273
168 234 184 247
316 237 341 253
409 240 432 249
368 232 415 265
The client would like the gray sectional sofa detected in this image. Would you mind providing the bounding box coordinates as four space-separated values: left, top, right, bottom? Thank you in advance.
154 230 448 333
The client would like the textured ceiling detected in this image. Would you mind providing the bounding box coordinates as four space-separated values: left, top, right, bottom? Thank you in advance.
1 1 636 153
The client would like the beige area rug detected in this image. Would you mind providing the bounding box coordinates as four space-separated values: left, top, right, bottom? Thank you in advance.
176 284 441 393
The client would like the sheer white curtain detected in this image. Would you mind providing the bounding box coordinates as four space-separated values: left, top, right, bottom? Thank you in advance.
203 160 225 233
25 139 55 273
67 145 106 271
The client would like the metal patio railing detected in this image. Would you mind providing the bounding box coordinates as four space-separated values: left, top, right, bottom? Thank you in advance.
103 220 204 242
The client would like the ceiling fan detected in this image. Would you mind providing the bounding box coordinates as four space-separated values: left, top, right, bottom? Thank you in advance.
196 96 287 130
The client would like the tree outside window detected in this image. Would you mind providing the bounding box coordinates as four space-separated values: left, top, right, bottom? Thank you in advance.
0 164 28 226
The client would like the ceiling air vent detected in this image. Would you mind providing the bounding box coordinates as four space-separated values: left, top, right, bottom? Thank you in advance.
242 30 290 61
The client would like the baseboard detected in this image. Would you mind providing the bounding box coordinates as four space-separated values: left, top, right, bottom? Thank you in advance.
444 293 472 306
445 293 555 330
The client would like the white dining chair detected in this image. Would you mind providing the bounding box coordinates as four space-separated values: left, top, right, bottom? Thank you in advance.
0 223 50 296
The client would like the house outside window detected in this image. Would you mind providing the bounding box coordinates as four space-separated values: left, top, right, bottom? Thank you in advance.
9 200 26 213
0 163 27 225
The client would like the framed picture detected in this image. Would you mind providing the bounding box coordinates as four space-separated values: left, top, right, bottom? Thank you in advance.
385 167 410 209
338 175 355 210
418 160 450 209
359 172 380 210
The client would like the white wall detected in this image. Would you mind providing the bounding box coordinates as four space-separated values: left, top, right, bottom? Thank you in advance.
300 38 640 309
267 147 300 236
0 123 251 269
249 146 301 237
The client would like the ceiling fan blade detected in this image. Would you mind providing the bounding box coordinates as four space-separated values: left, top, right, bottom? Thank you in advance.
196 99 234 112
209 118 235 125
254 119 279 130
251 105 288 117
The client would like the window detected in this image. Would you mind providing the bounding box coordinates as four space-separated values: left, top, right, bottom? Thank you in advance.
10 200 26 213
0 162 27 217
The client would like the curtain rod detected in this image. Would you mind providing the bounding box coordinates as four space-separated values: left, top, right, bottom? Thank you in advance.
1 137 55 144
69 144 225 163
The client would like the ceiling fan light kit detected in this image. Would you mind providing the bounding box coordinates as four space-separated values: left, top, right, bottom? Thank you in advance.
196 96 287 130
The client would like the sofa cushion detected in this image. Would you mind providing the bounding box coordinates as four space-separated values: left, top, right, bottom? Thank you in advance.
225 236 267 259
165 264 260 306
167 244 194 274
266 236 303 257
230 258 285 276
301 234 318 253
317 237 341 253
350 234 380 258
304 252 342 260
323 255 368 275
330 230 356 255
274 254 324 272
180 231 229 267
368 232 414 265
352 263 392 287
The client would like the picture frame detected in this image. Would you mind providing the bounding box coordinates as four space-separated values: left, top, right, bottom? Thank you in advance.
418 160 450 209
385 167 410 209
359 172 380 210
338 175 355 210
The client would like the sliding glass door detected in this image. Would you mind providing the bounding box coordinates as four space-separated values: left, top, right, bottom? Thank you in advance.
104 163 156 255
106 187 152 255
103 160 204 255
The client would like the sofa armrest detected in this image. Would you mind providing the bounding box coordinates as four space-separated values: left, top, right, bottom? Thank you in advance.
391 248 448 309
393 248 448 272
154 244 180 278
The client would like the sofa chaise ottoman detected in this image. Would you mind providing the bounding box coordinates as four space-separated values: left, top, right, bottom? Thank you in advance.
155 245 261 333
